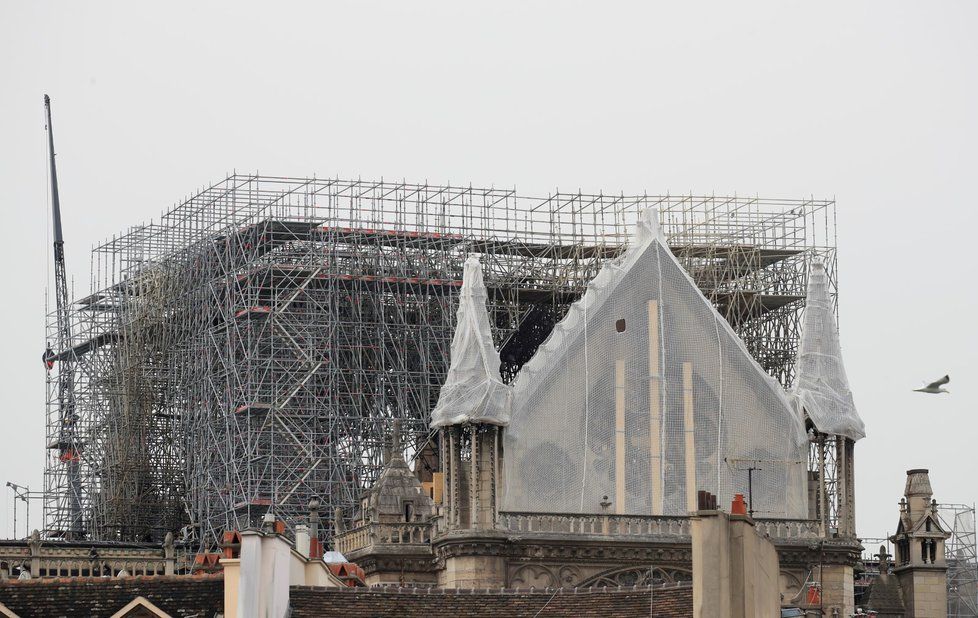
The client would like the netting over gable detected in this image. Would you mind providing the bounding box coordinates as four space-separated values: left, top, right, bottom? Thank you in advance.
502 210 809 518
430 255 512 428
791 262 865 441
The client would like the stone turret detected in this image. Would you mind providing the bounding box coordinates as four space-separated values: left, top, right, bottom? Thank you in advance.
358 421 435 526
889 468 951 617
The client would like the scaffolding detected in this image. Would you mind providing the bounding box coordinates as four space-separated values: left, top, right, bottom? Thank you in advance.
943 503 978 617
43 175 836 549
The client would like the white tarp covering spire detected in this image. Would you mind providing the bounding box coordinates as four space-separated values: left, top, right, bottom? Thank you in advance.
430 255 511 428
791 261 865 441
502 209 809 518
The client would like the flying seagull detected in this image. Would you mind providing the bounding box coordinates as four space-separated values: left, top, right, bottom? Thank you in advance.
914 375 950 394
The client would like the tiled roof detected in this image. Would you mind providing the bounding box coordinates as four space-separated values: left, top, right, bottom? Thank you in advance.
0 574 223 618
290 583 693 617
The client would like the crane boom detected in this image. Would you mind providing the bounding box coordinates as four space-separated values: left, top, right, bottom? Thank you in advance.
44 94 83 538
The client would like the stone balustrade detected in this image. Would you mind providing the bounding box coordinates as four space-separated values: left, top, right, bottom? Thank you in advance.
752 518 822 541
334 522 433 555
0 541 179 579
334 512 822 555
498 512 691 537
497 512 822 542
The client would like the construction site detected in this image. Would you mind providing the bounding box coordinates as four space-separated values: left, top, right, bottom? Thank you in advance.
28 168 978 614
43 174 834 547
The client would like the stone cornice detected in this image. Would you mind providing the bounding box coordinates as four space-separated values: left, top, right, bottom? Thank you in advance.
433 535 693 567
775 541 863 569
892 563 949 574
353 554 439 575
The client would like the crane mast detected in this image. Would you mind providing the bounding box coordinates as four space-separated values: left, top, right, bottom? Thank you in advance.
44 94 83 539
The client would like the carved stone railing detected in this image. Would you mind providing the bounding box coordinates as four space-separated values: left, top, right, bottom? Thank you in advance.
334 522 433 555
0 540 179 579
498 512 691 538
332 513 823 554
497 512 823 543
752 518 822 541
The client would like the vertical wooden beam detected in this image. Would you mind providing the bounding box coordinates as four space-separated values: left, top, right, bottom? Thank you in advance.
615 359 626 514
647 300 663 515
683 362 697 513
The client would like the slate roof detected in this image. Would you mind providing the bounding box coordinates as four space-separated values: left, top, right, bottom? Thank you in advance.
290 583 693 617
862 573 906 617
0 573 223 618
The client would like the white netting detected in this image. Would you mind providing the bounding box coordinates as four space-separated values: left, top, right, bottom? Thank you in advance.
502 209 809 518
790 262 865 441
430 255 512 428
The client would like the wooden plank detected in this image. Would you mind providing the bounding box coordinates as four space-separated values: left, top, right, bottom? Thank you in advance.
648 300 663 515
683 362 697 513
615 359 626 514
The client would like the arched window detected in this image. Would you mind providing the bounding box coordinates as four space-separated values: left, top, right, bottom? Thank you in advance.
404 502 414 522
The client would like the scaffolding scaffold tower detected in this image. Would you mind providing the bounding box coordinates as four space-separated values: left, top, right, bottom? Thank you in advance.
942 503 978 617
43 175 837 551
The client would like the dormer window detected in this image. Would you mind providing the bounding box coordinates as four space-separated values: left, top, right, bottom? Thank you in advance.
404 501 414 522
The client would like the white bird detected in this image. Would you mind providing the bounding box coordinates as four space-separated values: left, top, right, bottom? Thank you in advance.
914 375 950 394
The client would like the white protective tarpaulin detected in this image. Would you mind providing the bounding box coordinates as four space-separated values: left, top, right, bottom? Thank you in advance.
502 209 809 518
430 255 511 428
791 262 865 441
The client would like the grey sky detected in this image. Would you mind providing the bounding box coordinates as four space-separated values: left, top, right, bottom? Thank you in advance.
1 1 975 539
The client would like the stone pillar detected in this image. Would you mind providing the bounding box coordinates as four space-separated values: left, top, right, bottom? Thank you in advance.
442 424 500 531
442 426 471 528
163 531 175 576
816 563 855 616
471 425 499 529
438 543 507 588
838 437 856 537
437 423 506 588
27 530 41 578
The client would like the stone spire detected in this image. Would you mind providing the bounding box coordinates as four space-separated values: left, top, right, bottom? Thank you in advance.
429 255 511 428
791 261 865 440
390 419 403 462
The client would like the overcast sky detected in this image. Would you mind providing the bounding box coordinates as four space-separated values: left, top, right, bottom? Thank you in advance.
1 1 976 540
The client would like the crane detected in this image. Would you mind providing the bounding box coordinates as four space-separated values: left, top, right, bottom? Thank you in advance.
43 94 83 539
